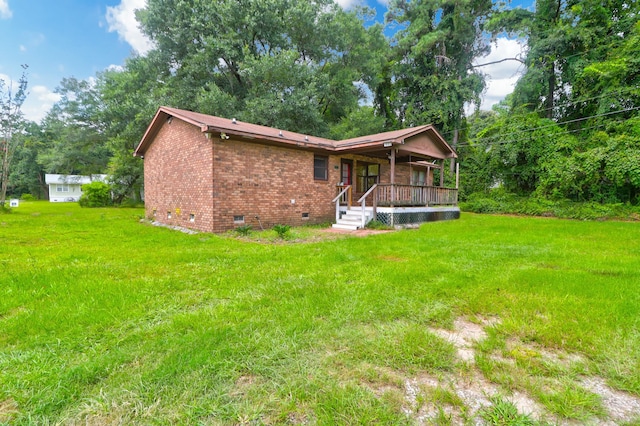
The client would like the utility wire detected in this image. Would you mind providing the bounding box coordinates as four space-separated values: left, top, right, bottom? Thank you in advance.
442 104 640 143
456 115 634 148
436 87 640 140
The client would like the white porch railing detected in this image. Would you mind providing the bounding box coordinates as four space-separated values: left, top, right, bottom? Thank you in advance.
356 184 378 228
332 185 352 224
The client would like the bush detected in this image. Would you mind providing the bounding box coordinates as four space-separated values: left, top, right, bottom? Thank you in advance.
235 224 252 236
273 224 290 239
365 220 392 230
20 193 36 201
79 182 112 208
460 190 640 221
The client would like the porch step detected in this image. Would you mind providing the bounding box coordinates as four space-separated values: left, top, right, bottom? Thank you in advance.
331 223 360 231
331 208 374 231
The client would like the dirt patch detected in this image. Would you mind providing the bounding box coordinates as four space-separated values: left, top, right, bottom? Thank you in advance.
400 370 547 424
0 399 19 423
375 255 407 262
430 317 496 363
319 227 394 237
379 316 640 425
581 377 640 423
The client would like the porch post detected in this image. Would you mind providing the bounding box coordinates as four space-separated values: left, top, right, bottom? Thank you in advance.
455 161 459 189
390 148 396 184
390 148 396 204
440 159 445 187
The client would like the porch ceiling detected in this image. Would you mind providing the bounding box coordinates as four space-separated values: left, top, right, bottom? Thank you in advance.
339 146 446 162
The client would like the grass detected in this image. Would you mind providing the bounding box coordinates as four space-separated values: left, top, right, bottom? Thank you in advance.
1 202 639 424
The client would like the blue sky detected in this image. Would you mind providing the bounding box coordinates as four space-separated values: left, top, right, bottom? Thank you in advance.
0 0 529 123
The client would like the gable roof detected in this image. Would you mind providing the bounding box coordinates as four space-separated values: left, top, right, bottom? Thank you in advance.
134 106 457 159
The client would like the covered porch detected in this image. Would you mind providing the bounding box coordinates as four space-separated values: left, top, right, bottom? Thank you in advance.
331 125 460 229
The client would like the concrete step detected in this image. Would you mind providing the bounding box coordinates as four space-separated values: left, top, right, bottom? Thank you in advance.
339 215 363 223
332 223 359 231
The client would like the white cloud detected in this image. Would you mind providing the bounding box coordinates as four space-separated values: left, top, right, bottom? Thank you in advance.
19 45 26 52
335 0 362 9
474 38 527 110
22 85 62 123
0 0 12 19
0 73 60 123
105 0 154 55
106 64 124 72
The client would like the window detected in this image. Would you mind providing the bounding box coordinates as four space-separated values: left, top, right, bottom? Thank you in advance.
412 169 426 186
189 214 195 222
314 155 328 180
302 212 309 219
56 185 69 192
356 163 379 192
233 215 245 224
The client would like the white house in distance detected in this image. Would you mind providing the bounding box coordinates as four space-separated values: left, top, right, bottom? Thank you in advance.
45 174 107 202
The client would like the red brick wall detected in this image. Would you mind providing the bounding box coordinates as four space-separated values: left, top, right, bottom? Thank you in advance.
143 118 215 232
210 139 339 232
142 117 437 233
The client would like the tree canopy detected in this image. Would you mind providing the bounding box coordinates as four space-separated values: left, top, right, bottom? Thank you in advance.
5 0 640 207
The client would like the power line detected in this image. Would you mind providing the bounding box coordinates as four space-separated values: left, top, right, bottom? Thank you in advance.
455 106 640 147
457 115 635 149
436 87 640 140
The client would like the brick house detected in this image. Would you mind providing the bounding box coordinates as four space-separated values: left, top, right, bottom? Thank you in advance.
134 106 459 233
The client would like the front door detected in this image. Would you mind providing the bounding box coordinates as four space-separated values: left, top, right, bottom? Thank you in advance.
340 159 353 205
341 159 353 186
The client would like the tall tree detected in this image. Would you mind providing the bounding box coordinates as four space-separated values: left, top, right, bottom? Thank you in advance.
8 122 49 199
135 0 386 134
98 55 169 203
38 77 110 175
386 0 492 140
0 66 28 207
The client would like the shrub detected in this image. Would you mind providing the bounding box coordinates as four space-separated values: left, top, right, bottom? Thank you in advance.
235 224 252 236
460 190 640 221
365 220 392 230
273 224 290 239
20 193 36 201
79 181 112 208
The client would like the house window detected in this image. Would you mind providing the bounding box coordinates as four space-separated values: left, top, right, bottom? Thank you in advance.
356 163 379 192
302 212 309 219
56 185 69 192
412 169 426 186
314 155 328 180
189 214 195 222
233 215 245 224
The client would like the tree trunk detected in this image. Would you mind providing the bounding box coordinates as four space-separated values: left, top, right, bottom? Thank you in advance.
0 139 10 206
546 60 555 119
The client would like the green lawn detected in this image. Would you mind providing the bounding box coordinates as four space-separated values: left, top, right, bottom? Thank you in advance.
1 202 639 424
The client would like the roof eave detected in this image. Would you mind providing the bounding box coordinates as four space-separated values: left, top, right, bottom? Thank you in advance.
203 126 336 151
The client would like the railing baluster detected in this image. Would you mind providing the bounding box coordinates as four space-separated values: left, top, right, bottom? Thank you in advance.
373 184 457 206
